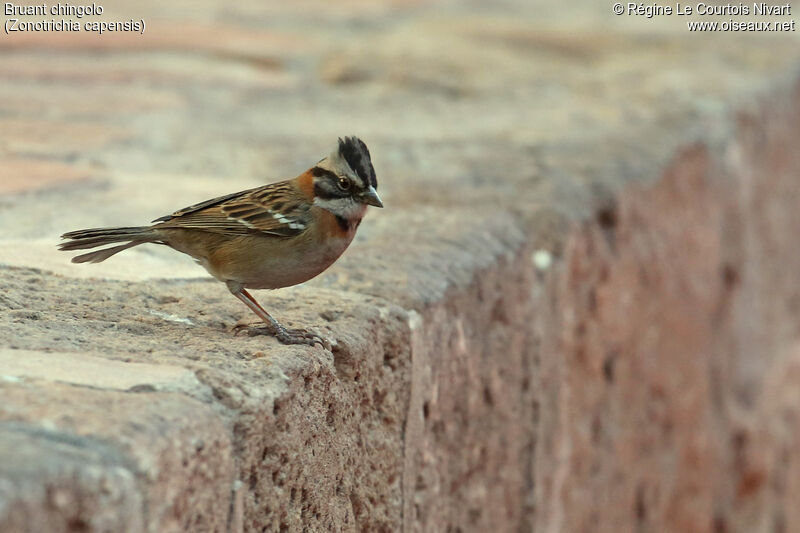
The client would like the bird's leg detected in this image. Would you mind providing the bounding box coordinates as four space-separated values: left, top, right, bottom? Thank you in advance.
227 283 326 347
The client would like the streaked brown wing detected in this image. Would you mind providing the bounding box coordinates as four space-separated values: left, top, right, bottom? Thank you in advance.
152 188 258 223
153 181 311 238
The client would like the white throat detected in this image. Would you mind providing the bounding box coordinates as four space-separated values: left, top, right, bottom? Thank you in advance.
313 196 367 221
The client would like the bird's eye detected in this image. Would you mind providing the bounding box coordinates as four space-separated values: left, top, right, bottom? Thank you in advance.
337 177 352 190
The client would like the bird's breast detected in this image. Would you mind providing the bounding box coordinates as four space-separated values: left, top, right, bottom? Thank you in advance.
207 212 361 290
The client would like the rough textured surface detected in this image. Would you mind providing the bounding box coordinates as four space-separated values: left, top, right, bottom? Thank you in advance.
535 88 800 532
1 0 800 531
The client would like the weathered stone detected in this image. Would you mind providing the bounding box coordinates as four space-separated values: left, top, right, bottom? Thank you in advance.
0 383 235 533
1 0 800 532
0 349 208 394
0 424 145 533
533 86 800 533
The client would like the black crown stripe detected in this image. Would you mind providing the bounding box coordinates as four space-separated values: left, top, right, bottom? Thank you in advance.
338 136 377 189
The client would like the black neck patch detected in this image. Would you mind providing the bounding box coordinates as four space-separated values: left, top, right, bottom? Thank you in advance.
335 215 351 232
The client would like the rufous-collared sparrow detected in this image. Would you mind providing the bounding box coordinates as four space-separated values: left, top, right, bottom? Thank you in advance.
59 136 382 347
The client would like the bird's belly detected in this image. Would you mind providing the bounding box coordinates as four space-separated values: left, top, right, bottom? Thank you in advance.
209 234 353 290
244 252 339 288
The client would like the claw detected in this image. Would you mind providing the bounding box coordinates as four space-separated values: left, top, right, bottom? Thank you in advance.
277 327 331 349
232 322 330 349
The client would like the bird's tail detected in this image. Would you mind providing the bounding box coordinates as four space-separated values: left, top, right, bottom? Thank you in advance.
59 226 158 263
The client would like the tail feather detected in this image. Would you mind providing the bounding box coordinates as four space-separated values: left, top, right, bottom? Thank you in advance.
71 242 146 264
59 225 157 263
61 226 151 241
59 235 139 251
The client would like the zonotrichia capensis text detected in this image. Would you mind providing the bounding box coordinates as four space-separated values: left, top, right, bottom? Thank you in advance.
59 136 382 346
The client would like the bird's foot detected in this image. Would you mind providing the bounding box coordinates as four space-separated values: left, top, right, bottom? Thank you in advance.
232 320 329 349
276 327 330 349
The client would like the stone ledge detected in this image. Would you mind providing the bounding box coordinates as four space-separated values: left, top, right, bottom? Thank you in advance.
0 386 235 532
2 1 800 531
0 423 144 533
532 82 800 533
0 349 208 395
3 77 799 529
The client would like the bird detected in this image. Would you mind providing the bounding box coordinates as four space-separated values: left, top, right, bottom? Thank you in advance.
59 136 382 347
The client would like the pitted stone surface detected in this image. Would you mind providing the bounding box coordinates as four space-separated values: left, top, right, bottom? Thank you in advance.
1 0 800 532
